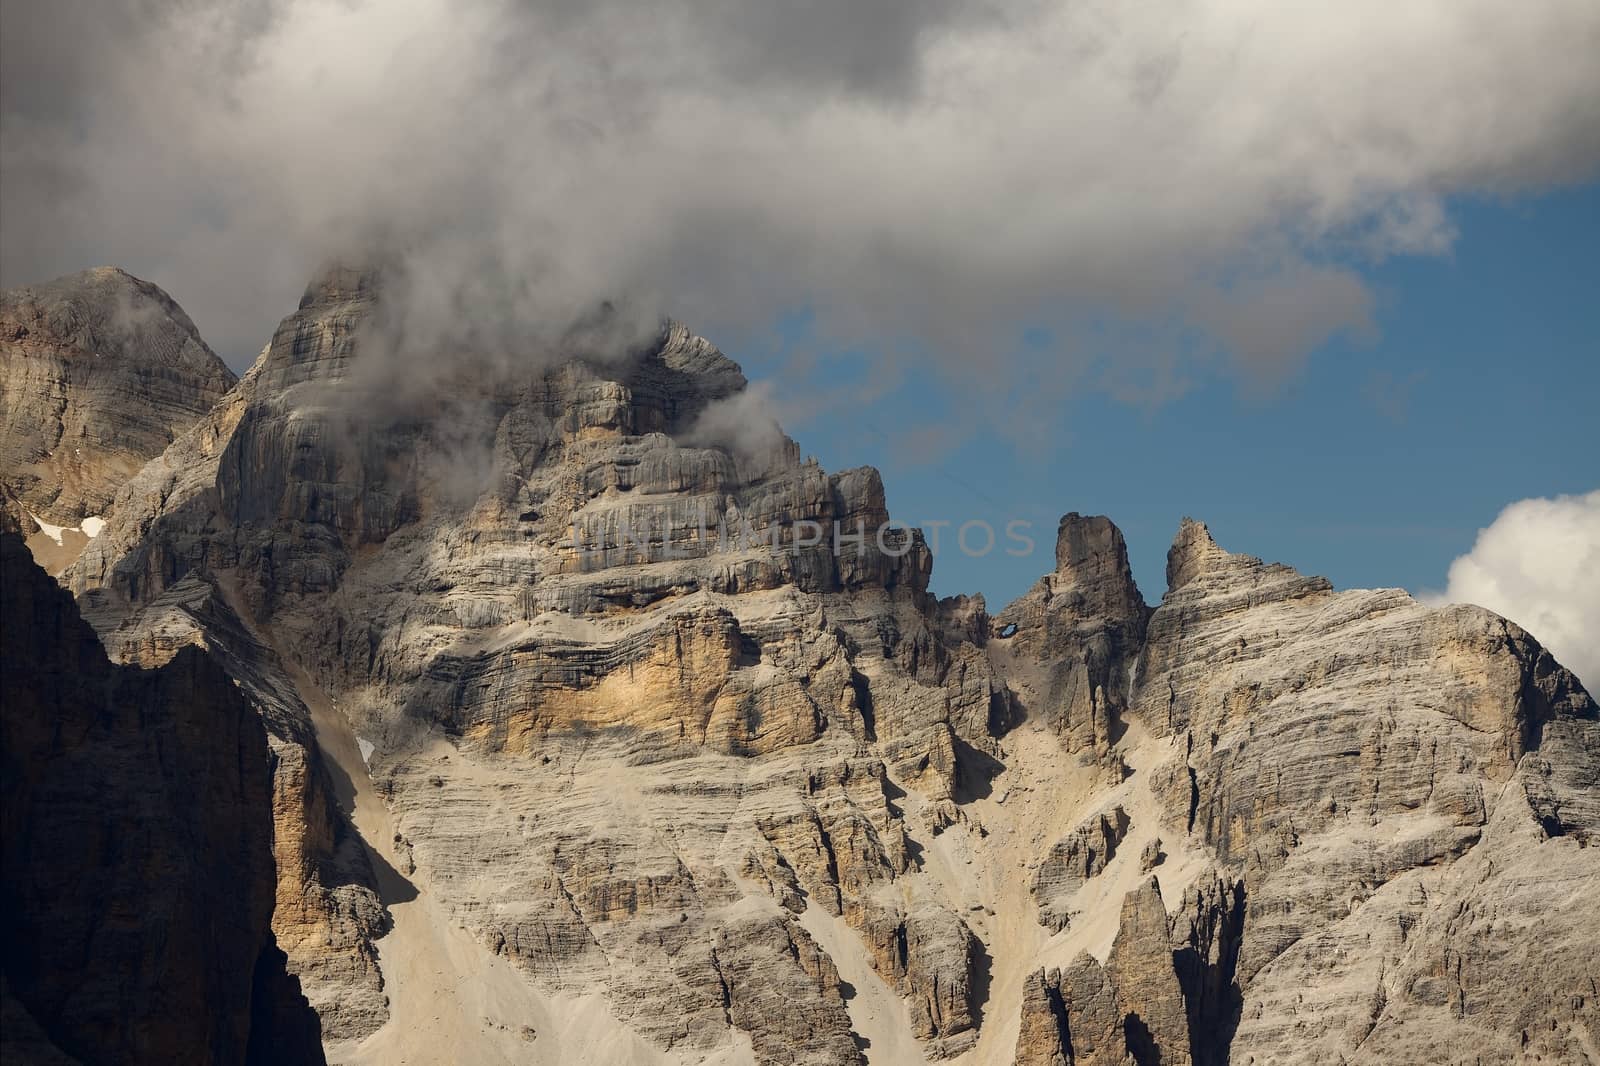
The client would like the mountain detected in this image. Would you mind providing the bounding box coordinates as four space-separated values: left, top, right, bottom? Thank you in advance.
6 265 1597 1065
0 531 325 1065
0 267 236 571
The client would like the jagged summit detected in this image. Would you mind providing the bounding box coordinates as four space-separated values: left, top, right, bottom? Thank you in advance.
1161 515 1338 601
4 266 1598 1066
1045 512 1148 615
1165 515 1220 591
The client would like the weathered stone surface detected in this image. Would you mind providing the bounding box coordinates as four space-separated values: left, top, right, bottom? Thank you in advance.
0 532 323 1066
1054 954 1128 1066
17 266 1596 1066
994 514 1148 763
1013 872 1244 1066
1014 955 1129 1066
1 268 235 572
76 569 391 1042
902 901 983 1054
714 911 865 1066
1032 805 1131 932
53 265 1015 1063
1014 968 1073 1066
1130 518 1600 1065
1170 874 1246 1065
1105 878 1192 1066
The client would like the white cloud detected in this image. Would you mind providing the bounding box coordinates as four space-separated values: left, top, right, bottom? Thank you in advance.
1430 491 1600 691
2 0 1598 432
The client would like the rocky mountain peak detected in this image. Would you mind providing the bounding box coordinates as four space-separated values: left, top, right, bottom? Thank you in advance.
2 266 216 366
298 261 385 310
1163 516 1224 593
1 267 237 571
992 514 1149 764
8 268 1598 1066
1050 512 1146 620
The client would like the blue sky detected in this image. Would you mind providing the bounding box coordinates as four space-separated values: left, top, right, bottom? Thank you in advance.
732 183 1599 610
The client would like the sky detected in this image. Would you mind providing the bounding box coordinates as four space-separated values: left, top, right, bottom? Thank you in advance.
745 185 1599 609
1 0 1596 682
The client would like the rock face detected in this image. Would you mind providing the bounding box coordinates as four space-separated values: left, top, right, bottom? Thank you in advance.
1032 806 1130 933
13 265 1596 1065
0 532 324 1066
994 514 1148 763
1128 519 1600 1065
0 267 236 570
1015 875 1247 1066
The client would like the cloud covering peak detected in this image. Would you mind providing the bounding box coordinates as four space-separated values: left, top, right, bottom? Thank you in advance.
3 0 1598 423
1430 490 1600 691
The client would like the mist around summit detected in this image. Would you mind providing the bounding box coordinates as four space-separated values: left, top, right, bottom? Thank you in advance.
2 3 1598 1066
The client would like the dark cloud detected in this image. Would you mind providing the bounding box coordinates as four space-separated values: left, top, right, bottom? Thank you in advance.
3 0 1597 427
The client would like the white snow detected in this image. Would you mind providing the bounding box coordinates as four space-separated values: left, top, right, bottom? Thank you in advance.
27 512 66 545
26 511 105 543
357 737 376 766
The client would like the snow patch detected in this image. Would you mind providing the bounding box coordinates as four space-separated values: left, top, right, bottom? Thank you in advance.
27 512 66 545
357 737 376 766
25 511 105 543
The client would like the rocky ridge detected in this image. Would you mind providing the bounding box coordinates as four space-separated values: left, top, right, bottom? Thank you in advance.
0 530 325 1065
1 267 237 571
13 265 1597 1065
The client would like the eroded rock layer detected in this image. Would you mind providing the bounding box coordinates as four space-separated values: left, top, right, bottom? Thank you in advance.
24 265 1598 1066
1 268 236 571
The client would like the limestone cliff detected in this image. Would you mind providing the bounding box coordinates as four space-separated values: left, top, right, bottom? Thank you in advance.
1014 517 1598 1066
0 531 324 1065
20 265 1598 1066
0 268 236 571
994 513 1149 764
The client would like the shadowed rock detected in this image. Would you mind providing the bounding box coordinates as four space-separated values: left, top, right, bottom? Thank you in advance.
0 532 323 1065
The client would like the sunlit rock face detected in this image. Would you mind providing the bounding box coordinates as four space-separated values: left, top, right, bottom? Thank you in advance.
1 268 236 572
24 266 1598 1065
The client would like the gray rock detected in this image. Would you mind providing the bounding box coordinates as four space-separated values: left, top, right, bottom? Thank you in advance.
1033 805 1132 932
1 268 235 530
994 513 1149 762
14 266 1593 1066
